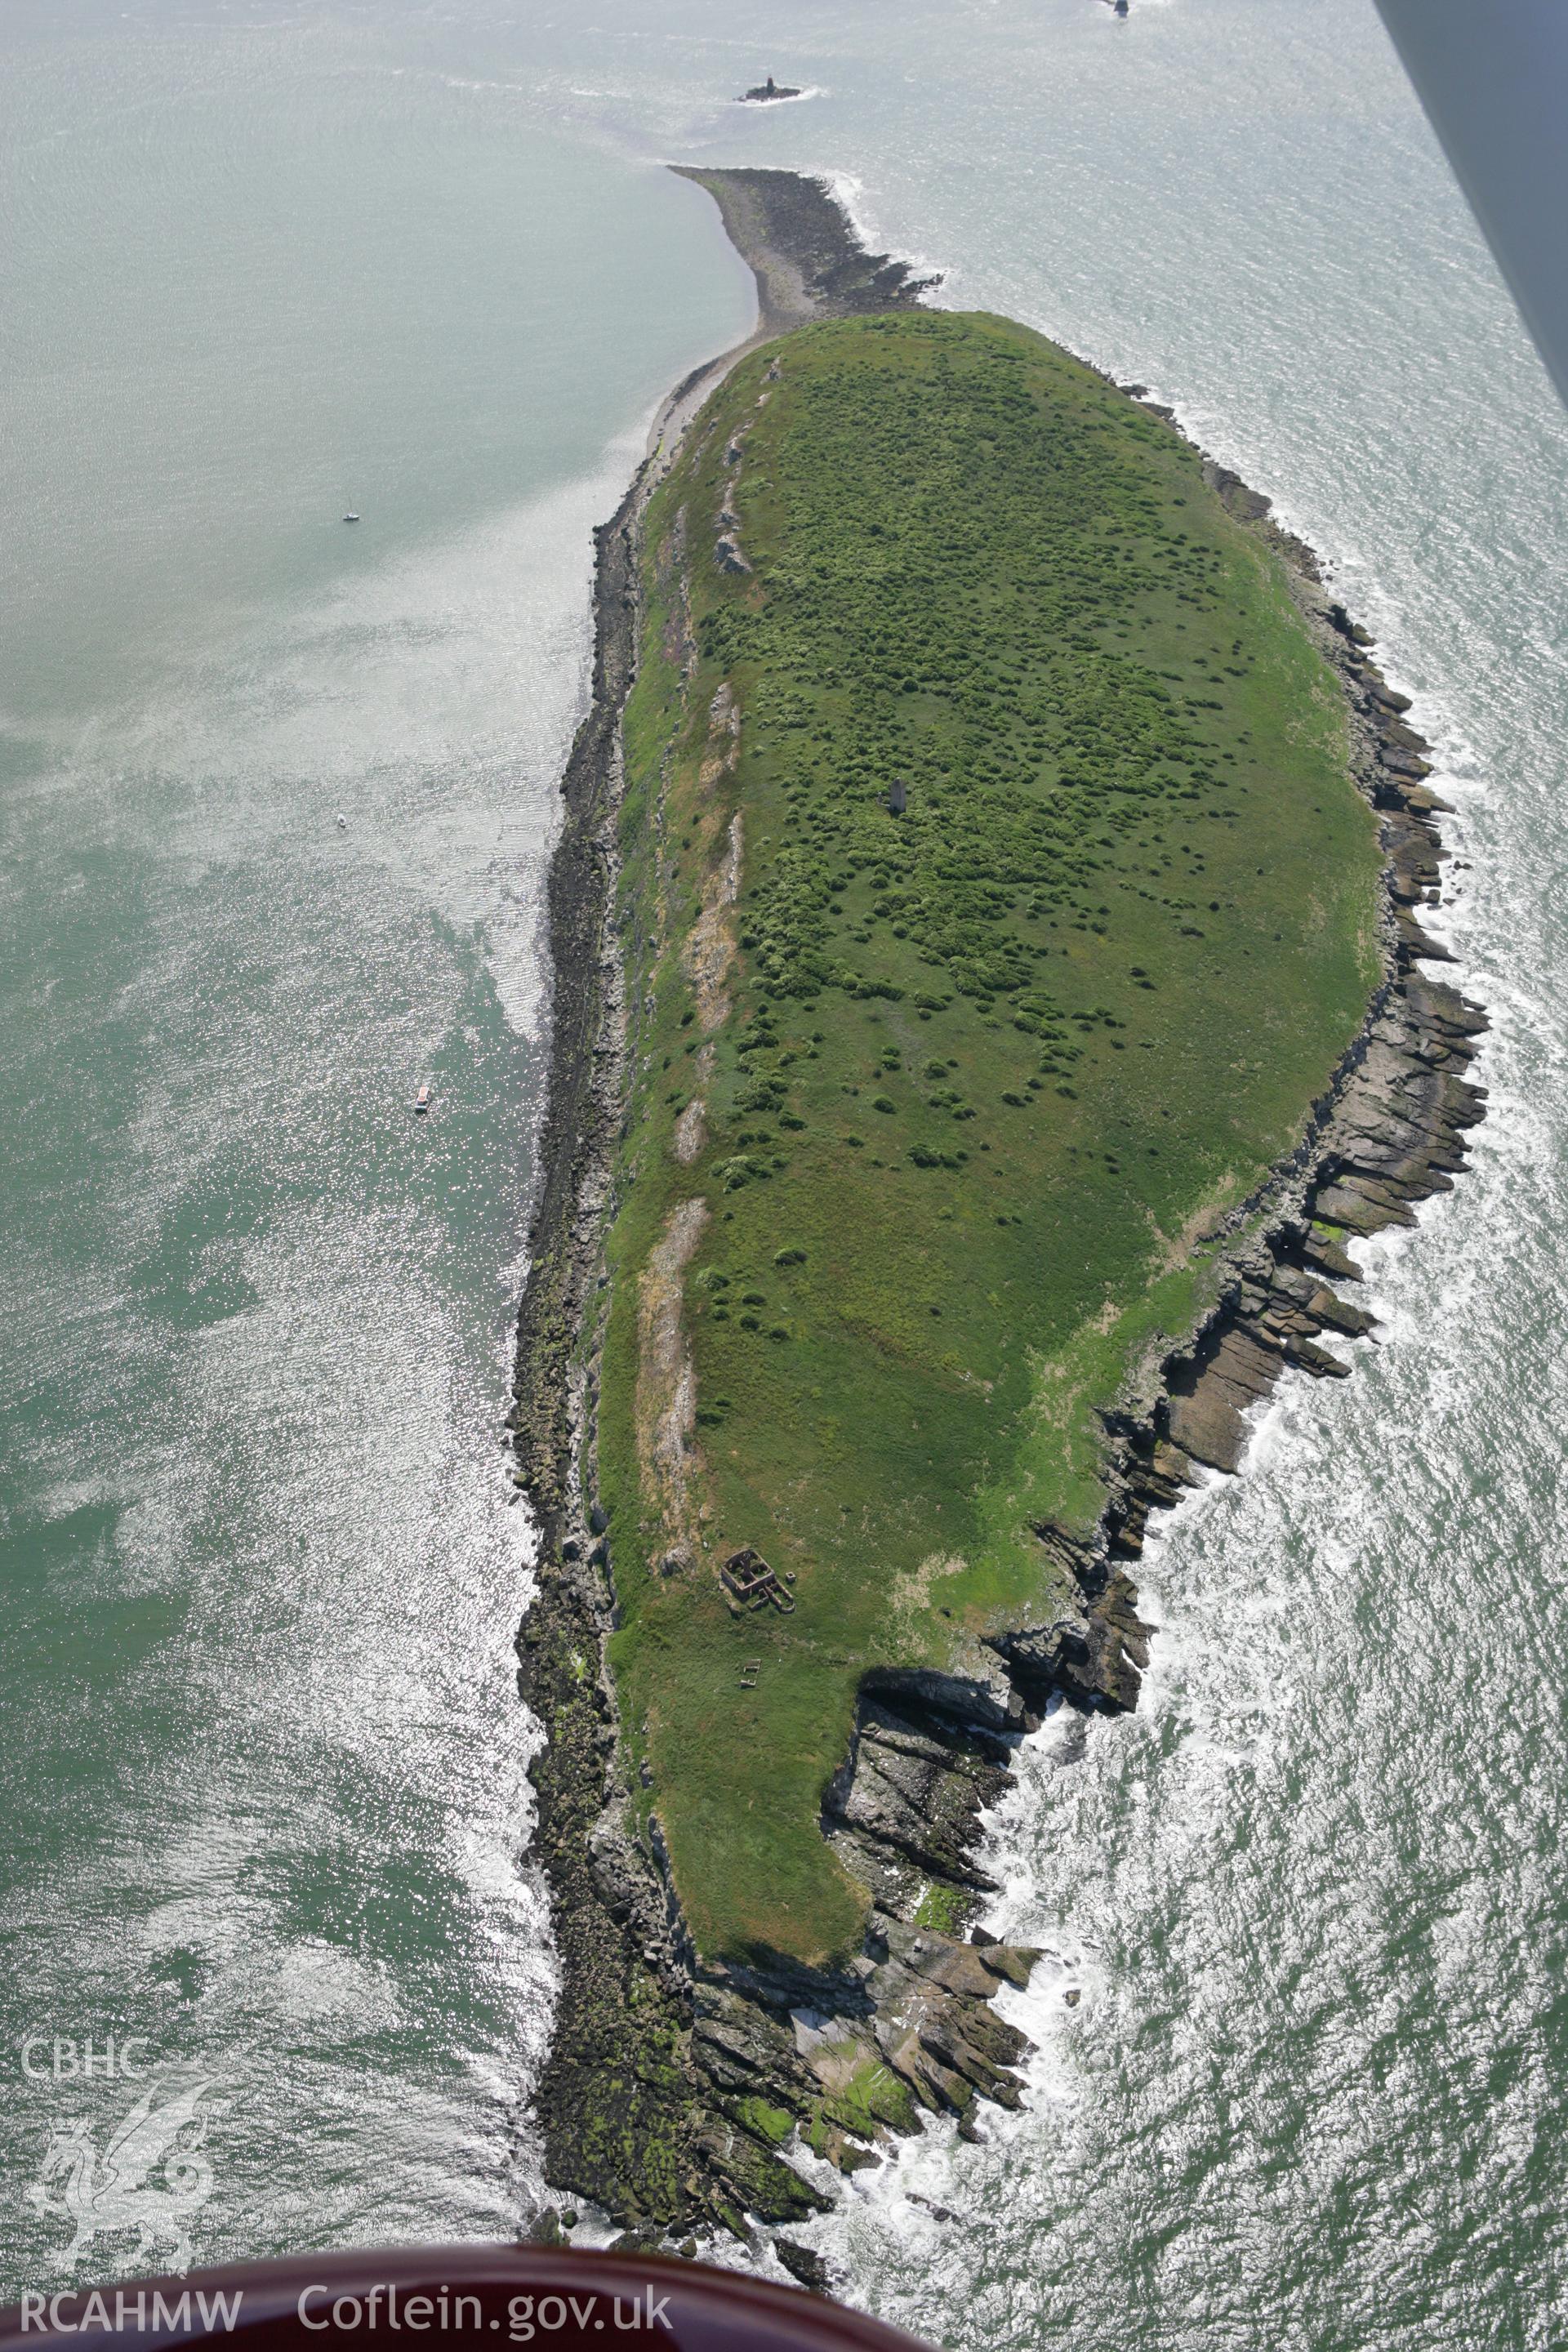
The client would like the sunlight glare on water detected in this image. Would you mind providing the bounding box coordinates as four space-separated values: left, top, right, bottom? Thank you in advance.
0 11 751 2275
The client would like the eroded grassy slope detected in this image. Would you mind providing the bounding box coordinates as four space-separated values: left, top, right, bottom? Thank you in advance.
592 312 1379 1967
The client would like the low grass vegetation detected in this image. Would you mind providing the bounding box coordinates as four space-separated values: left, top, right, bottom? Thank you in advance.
594 311 1380 1968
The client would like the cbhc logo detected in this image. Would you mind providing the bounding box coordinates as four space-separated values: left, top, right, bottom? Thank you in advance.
20 2036 154 2081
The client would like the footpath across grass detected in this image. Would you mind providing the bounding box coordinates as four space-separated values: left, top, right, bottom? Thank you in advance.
592 311 1380 1968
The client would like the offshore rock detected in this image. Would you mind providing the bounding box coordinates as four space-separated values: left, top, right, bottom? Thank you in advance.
773 2243 831 2292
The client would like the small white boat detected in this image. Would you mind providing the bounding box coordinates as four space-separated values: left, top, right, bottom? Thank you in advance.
343 507 360 523
413 1085 430 1115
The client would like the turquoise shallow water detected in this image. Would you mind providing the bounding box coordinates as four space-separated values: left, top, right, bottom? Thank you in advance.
0 6 751 2270
4 0 1567 2339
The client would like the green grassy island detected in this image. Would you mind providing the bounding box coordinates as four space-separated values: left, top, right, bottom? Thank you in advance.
515 180 1484 2251
594 308 1381 1973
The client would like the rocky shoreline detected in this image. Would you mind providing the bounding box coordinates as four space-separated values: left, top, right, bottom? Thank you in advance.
507 171 1486 2283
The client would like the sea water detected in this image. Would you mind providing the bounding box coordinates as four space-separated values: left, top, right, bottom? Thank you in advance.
3 0 1566 2339
0 2 751 2268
